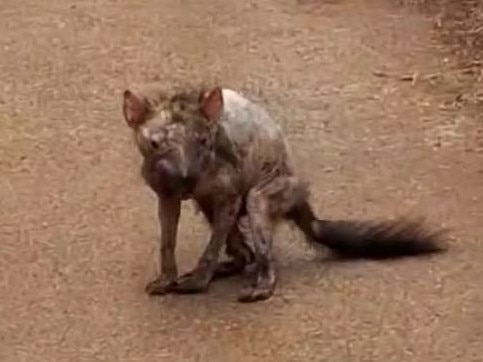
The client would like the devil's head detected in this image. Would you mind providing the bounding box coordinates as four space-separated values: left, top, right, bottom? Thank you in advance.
122 86 225 183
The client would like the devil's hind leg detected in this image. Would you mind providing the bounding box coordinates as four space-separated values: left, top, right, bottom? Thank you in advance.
194 199 254 280
238 175 307 303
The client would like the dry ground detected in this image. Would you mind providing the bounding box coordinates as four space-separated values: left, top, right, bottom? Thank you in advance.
0 0 482 361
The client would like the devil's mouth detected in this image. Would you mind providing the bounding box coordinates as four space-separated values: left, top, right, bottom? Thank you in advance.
155 158 178 176
151 158 197 197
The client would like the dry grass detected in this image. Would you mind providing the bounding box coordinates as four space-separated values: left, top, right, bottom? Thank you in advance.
400 0 483 110
402 0 483 57
433 0 483 59
435 0 483 109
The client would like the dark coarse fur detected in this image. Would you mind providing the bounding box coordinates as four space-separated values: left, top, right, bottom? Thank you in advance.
317 219 445 259
287 201 445 260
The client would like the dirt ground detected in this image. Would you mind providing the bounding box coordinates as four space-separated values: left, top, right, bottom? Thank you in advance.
0 0 482 361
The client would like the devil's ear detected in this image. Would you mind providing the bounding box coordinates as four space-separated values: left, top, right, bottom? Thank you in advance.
123 89 148 128
199 87 223 124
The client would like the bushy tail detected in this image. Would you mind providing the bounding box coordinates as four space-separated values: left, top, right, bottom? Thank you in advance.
288 202 447 259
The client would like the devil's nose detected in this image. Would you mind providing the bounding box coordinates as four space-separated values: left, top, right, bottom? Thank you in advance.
156 159 178 176
156 158 189 179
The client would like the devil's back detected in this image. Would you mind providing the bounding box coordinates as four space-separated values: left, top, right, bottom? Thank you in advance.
221 89 286 146
220 89 296 177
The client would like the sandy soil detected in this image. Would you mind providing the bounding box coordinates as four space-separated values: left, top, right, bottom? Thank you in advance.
0 0 482 361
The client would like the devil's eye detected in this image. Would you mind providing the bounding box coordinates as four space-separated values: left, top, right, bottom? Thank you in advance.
199 137 208 146
150 140 159 149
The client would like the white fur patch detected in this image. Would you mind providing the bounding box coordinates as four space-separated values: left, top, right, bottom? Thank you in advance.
220 88 284 142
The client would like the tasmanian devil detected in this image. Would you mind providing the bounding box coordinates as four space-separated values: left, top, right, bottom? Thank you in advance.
122 84 446 303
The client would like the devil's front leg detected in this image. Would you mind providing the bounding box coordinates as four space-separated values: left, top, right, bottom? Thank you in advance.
238 175 306 303
145 194 181 295
172 196 242 294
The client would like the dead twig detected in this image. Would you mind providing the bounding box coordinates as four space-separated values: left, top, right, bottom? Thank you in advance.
372 69 441 83
469 25 483 34
372 70 390 78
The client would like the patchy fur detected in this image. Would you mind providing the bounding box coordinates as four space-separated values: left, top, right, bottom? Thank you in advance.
122 84 447 303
